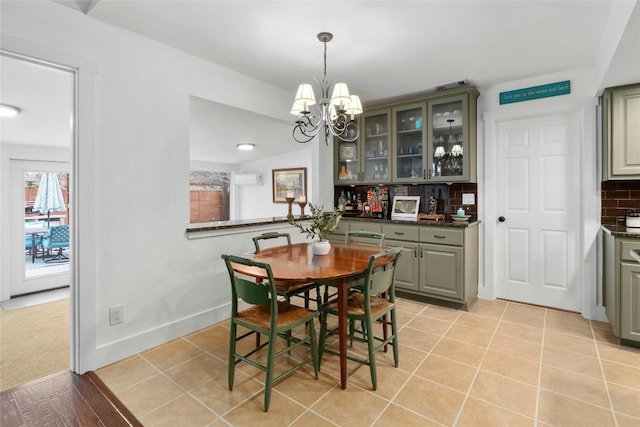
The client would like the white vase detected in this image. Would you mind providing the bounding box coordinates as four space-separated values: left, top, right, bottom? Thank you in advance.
311 240 331 256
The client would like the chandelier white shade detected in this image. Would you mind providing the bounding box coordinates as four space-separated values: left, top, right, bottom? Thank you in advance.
291 32 362 144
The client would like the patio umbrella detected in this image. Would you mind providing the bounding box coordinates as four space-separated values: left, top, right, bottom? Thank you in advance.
32 172 67 227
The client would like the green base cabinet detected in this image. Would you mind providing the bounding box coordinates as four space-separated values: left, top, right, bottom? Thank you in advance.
328 219 478 308
602 230 640 344
621 262 640 342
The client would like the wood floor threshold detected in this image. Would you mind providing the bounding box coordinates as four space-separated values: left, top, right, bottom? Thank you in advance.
1 369 142 427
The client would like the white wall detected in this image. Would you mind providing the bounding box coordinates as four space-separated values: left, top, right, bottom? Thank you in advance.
236 147 313 220
1 0 298 372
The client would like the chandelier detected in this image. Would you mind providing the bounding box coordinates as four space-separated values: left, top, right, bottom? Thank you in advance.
291 32 362 144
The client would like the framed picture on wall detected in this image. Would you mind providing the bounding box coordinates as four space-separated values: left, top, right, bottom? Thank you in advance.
272 167 307 203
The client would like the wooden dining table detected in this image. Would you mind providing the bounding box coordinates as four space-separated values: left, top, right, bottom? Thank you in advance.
233 241 390 389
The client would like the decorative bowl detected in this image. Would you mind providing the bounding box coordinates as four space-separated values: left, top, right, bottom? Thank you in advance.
452 215 471 222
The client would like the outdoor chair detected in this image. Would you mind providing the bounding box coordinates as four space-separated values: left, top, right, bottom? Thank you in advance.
221 254 319 412
24 221 47 262
318 247 402 391
42 224 69 263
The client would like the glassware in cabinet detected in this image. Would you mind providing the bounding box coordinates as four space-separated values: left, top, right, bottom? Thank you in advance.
392 103 426 182
362 110 391 182
336 140 360 183
428 98 468 181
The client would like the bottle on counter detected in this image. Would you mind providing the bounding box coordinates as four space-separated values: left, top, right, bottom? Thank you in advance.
337 190 347 211
344 192 354 213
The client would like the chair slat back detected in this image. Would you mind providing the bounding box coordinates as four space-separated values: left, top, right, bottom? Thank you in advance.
222 255 275 307
364 247 402 296
252 232 292 251
345 231 385 246
49 225 69 243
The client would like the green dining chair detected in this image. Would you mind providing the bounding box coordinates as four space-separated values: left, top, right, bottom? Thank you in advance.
253 232 321 309
317 246 402 391
323 230 386 303
221 254 319 412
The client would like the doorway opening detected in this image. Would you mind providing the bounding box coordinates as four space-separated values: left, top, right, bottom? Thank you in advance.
1 49 76 390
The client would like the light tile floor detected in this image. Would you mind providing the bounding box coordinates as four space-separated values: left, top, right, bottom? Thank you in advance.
96 298 640 426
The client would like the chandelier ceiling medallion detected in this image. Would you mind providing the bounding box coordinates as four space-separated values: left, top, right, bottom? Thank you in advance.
291 32 362 144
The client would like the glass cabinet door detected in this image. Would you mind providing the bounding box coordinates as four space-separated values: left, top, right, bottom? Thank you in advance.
362 110 391 182
393 103 426 182
335 139 360 183
427 95 468 182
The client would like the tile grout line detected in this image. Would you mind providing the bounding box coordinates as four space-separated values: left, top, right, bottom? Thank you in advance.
591 320 620 427
451 302 508 426
533 308 547 426
369 303 458 427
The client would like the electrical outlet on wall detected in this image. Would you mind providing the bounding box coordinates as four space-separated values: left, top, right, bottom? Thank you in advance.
462 193 475 205
109 304 124 326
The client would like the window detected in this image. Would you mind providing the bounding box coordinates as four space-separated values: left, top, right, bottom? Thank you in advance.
189 171 230 223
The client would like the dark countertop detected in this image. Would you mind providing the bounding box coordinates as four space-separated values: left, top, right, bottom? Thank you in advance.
342 215 480 228
187 215 479 234
601 224 640 238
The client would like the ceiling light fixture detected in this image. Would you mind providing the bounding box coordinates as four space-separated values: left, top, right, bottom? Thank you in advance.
236 143 255 151
291 32 362 144
0 103 21 117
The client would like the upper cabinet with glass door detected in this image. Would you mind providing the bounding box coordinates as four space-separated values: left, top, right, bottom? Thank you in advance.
361 109 391 183
335 109 392 184
392 103 426 183
427 89 478 183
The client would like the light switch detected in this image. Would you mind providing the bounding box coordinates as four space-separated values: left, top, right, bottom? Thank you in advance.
462 193 475 205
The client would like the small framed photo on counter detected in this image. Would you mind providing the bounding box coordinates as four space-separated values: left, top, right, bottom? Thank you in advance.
391 196 420 221
272 167 307 203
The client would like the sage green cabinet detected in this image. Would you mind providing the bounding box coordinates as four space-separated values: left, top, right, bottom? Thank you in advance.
620 262 640 342
383 222 478 308
335 86 479 185
602 83 640 180
387 240 420 292
335 109 391 184
392 102 426 182
427 91 478 183
328 219 478 308
420 244 464 300
602 230 640 344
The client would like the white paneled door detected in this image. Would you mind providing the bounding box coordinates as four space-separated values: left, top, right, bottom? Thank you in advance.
495 112 580 311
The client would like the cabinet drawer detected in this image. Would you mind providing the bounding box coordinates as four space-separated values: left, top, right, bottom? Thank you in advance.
332 221 350 235
382 224 419 242
620 240 640 262
349 221 382 234
420 227 463 246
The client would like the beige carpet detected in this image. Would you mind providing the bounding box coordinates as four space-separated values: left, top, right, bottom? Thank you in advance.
0 298 69 391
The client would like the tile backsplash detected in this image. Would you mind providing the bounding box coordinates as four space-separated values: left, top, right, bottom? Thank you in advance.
601 180 640 225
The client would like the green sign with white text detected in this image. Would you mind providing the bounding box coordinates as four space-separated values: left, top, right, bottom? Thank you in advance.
500 81 570 105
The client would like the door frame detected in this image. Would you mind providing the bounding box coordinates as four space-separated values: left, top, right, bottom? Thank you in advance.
1 36 98 374
482 100 606 321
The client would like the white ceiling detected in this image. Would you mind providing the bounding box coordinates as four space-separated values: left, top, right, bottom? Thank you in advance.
2 0 639 164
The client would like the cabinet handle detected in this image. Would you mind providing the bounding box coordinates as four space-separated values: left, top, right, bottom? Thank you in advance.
419 247 423 258
394 232 405 236
434 235 446 239
413 247 417 257
426 169 430 179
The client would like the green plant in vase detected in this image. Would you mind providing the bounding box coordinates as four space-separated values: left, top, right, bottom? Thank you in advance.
289 203 342 255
